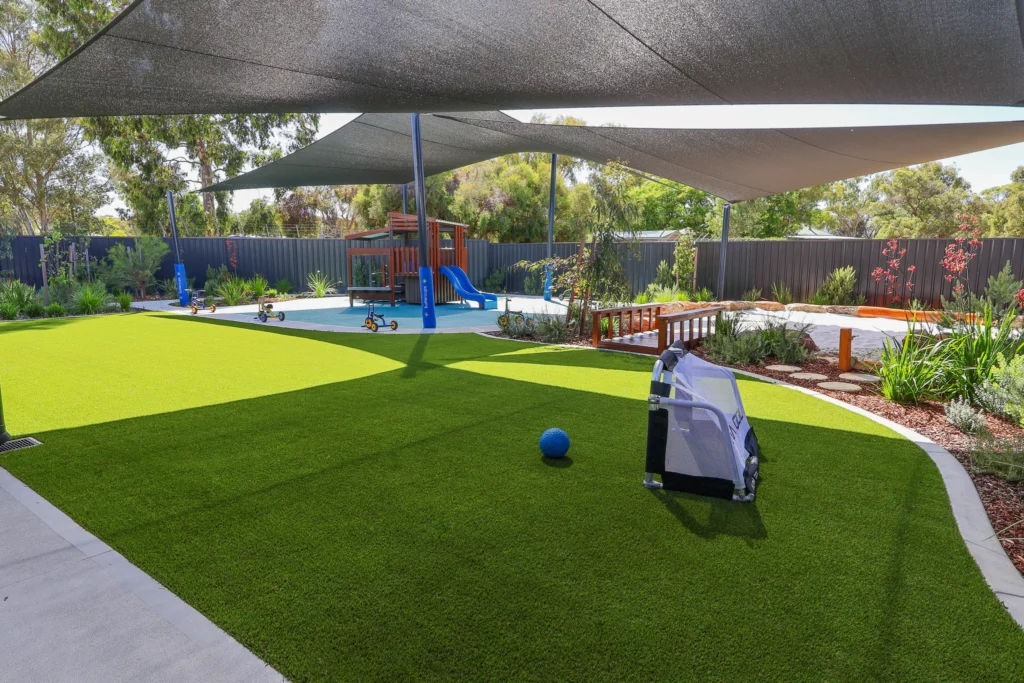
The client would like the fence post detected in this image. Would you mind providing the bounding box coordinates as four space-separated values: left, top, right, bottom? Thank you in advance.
39 243 49 305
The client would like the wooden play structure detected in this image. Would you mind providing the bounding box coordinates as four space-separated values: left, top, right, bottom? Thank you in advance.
345 212 470 306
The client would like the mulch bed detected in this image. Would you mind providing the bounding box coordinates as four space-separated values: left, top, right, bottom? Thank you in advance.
691 348 1024 577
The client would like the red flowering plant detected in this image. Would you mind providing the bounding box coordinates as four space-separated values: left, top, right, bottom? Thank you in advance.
871 238 916 307
939 214 983 319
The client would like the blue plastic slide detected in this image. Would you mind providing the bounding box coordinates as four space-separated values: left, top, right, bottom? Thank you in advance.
440 266 498 309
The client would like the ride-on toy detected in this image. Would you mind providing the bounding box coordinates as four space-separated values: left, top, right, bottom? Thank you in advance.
497 299 524 327
189 289 216 315
256 296 285 323
364 302 398 332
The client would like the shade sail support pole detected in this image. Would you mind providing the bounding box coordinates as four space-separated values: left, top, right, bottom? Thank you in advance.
717 202 730 301
402 183 408 214
544 153 557 301
166 191 189 307
411 113 436 329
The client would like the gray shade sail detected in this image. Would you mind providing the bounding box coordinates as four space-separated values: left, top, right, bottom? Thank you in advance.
3 0 1024 119
204 114 1024 203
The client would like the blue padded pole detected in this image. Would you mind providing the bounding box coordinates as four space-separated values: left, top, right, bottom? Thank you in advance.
410 114 436 329
544 153 557 301
166 191 189 307
402 183 408 214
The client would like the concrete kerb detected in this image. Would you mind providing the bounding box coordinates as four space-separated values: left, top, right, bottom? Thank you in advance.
0 467 286 682
475 333 1024 630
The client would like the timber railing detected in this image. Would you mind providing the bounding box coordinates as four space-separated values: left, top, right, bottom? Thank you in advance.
591 304 664 352
657 306 723 351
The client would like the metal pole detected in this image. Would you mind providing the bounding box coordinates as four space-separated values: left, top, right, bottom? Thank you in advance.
0 381 10 445
717 202 731 301
411 114 436 329
166 192 189 306
544 153 557 301
402 183 408 214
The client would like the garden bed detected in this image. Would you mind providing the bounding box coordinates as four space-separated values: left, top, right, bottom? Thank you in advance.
692 348 1024 577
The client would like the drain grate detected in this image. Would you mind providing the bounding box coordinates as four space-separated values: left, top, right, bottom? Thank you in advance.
0 437 42 454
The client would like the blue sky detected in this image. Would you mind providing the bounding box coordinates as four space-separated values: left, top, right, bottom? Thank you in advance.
104 105 1024 215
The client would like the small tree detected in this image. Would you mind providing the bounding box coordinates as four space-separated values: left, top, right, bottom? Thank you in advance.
105 237 170 296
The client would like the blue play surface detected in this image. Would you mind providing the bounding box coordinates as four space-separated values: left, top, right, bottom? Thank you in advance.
283 302 503 330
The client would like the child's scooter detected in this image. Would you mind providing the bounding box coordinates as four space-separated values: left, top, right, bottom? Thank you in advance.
364 302 398 332
256 296 285 323
189 289 216 315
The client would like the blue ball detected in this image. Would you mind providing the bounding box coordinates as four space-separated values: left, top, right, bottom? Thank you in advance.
539 428 570 458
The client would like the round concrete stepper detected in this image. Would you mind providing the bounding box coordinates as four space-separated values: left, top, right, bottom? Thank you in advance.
765 364 802 372
790 372 828 381
818 381 862 393
838 372 881 384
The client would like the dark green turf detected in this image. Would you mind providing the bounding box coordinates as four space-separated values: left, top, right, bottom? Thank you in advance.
1 314 1022 681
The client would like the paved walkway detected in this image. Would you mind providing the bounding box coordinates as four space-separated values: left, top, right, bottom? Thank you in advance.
0 468 282 683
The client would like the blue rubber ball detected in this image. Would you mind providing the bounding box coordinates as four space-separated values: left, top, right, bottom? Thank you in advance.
539 428 571 458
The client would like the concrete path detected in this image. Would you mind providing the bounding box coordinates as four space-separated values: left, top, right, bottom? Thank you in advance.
0 468 283 683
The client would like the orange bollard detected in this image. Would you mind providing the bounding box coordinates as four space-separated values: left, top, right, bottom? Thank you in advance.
839 328 853 372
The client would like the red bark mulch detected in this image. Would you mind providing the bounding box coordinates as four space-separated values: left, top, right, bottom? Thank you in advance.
691 349 1024 577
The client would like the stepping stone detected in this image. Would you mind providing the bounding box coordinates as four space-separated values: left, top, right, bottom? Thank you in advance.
790 372 828 381
817 381 862 393
765 364 801 372
839 372 880 384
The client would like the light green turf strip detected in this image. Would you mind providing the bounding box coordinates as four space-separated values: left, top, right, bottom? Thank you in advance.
0 313 402 433
1 317 1022 682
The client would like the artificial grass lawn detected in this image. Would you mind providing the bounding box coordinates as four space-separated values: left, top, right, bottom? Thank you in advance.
1 313 1022 681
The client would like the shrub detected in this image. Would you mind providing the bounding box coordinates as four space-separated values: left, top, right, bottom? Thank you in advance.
498 313 536 338
248 275 269 298
22 300 46 318
0 279 36 312
45 302 66 318
944 397 986 433
704 330 764 365
0 302 18 320
653 260 675 289
116 291 133 312
158 277 178 297
523 270 543 296
877 330 946 404
70 281 113 315
982 353 1024 424
215 276 252 306
637 285 688 304
633 291 652 305
983 261 1023 317
811 266 863 306
693 287 715 302
535 315 568 343
484 268 508 293
971 433 1024 482
206 264 231 288
757 318 811 365
306 271 338 298
741 288 762 302
599 316 619 338
937 306 1023 403
274 278 294 295
771 282 792 305
104 237 170 296
46 274 75 306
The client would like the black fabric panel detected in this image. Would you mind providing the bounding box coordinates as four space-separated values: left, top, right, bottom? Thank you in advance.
745 426 761 462
660 472 735 500
202 114 1024 202
2 0 1024 120
650 380 672 398
646 408 668 475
